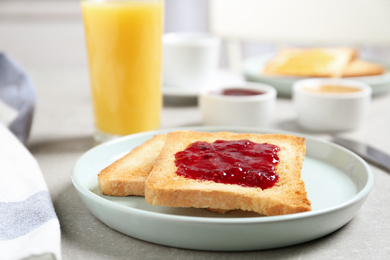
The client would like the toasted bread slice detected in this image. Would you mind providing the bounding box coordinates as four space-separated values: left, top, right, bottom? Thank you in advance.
263 47 357 77
145 131 311 216
98 134 167 196
342 59 385 77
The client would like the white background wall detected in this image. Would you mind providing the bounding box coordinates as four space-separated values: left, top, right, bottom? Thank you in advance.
0 0 389 71
0 0 210 70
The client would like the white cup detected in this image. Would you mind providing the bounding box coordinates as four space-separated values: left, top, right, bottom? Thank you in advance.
293 78 372 132
163 32 221 89
199 82 277 127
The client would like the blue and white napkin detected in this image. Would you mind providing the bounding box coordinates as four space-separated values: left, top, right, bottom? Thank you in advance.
0 52 35 144
0 123 61 260
0 53 61 259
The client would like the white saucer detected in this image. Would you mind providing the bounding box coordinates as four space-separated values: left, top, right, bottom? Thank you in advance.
163 69 245 97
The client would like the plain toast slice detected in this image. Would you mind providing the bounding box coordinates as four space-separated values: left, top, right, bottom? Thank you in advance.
342 59 385 77
98 134 167 196
263 47 357 77
145 131 311 216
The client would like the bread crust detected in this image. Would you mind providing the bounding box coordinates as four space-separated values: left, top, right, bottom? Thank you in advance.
145 131 311 216
342 59 385 77
98 134 167 196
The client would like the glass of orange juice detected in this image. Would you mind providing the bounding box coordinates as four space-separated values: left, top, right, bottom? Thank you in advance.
81 0 164 143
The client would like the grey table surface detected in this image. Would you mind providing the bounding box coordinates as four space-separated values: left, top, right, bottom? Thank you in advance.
26 67 390 260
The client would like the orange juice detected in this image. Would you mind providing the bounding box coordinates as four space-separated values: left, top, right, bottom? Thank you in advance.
82 0 163 137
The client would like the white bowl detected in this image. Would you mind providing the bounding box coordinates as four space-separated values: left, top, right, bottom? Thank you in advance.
293 78 372 132
199 82 276 127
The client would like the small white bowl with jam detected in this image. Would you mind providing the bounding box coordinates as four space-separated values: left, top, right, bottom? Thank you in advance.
199 82 277 127
293 78 372 132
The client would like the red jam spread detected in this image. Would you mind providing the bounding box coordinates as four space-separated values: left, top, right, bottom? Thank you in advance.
174 139 280 189
215 88 265 96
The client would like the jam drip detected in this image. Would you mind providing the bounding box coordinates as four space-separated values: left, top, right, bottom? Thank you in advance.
174 139 280 189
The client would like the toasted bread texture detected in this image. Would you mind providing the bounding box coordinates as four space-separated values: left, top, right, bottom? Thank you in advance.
98 134 167 196
145 131 311 216
263 47 357 78
342 59 386 77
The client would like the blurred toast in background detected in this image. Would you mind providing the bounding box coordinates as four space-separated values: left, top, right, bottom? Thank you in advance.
263 47 385 78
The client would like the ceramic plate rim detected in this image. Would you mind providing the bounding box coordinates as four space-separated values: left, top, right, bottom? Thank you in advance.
163 85 199 97
72 126 374 224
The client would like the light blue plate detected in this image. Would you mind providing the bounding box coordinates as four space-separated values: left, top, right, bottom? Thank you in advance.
71 126 373 251
243 53 390 97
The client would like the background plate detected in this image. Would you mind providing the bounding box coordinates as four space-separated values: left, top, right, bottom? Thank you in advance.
243 53 390 97
72 126 373 251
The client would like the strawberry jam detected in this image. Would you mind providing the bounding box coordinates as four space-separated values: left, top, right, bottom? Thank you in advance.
174 139 280 189
214 88 264 96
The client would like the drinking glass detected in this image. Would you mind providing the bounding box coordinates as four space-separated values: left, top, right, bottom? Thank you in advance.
81 0 164 142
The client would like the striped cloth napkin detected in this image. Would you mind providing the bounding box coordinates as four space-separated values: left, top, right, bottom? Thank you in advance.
0 53 61 259
0 52 35 144
0 123 61 260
